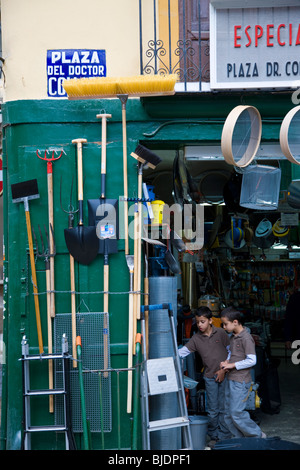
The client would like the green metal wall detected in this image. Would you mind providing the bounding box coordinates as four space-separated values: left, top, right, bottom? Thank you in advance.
0 92 296 450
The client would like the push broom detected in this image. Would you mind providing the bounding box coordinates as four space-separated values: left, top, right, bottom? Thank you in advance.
11 179 44 354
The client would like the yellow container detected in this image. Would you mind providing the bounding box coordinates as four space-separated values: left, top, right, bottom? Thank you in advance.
198 298 220 313
151 200 165 224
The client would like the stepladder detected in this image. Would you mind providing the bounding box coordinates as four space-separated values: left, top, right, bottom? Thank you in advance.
21 334 76 450
140 303 193 450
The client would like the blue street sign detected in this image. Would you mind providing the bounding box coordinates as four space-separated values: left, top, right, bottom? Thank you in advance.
47 49 106 97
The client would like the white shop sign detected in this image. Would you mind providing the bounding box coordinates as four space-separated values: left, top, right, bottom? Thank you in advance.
210 0 300 90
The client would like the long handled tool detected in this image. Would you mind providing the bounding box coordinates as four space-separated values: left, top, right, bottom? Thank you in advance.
36 150 62 318
96 113 112 378
130 145 162 338
126 254 134 413
126 146 161 413
64 139 99 265
118 95 129 256
60 177 79 368
33 224 56 411
87 114 118 379
76 336 90 450
11 179 43 354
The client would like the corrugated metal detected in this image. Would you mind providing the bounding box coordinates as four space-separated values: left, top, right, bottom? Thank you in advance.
148 276 180 450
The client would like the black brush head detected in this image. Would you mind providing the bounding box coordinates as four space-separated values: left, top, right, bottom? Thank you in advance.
11 179 39 200
133 144 162 169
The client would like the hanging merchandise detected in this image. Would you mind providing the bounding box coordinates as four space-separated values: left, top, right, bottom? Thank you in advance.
287 179 300 209
204 209 222 249
239 165 281 210
172 151 200 217
198 170 231 205
272 219 290 241
88 113 118 380
64 139 99 265
142 237 181 275
127 145 162 413
11 179 44 354
143 184 155 224
63 74 177 256
224 229 245 250
221 105 262 168
253 218 275 250
224 216 245 249
223 171 246 213
151 200 165 225
280 105 300 165
32 225 56 412
243 220 254 246
36 149 62 318
60 176 79 369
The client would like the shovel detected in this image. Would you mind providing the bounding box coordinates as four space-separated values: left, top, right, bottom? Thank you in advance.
64 139 99 265
11 179 44 354
87 114 118 378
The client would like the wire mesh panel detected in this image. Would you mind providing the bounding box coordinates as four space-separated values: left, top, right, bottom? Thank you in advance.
54 312 111 432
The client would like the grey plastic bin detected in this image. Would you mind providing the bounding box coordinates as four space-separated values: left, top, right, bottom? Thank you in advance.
189 415 208 450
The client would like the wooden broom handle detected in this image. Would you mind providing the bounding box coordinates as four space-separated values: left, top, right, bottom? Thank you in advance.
70 254 77 368
72 139 87 212
25 210 43 354
121 104 129 255
47 169 55 318
46 267 54 412
96 113 112 198
127 290 134 413
103 264 109 378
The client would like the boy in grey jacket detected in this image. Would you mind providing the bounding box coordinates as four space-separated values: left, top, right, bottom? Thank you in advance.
220 307 266 439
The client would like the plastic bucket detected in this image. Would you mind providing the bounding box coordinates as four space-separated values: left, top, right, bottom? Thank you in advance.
151 200 165 224
189 415 208 450
239 165 281 210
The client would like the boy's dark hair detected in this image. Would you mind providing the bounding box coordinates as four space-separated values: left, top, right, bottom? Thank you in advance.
195 306 212 319
220 306 245 325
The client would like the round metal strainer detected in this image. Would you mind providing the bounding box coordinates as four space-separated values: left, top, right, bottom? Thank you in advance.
221 105 262 168
280 105 300 165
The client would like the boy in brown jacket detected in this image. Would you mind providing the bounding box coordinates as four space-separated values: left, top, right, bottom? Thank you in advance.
178 306 231 444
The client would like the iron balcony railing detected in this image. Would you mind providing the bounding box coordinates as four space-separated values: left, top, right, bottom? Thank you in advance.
139 0 210 91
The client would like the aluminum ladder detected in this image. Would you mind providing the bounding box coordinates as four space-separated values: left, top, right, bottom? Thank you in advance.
140 303 193 450
21 334 76 450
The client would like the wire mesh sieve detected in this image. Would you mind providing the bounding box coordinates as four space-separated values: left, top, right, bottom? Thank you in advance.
54 312 111 433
